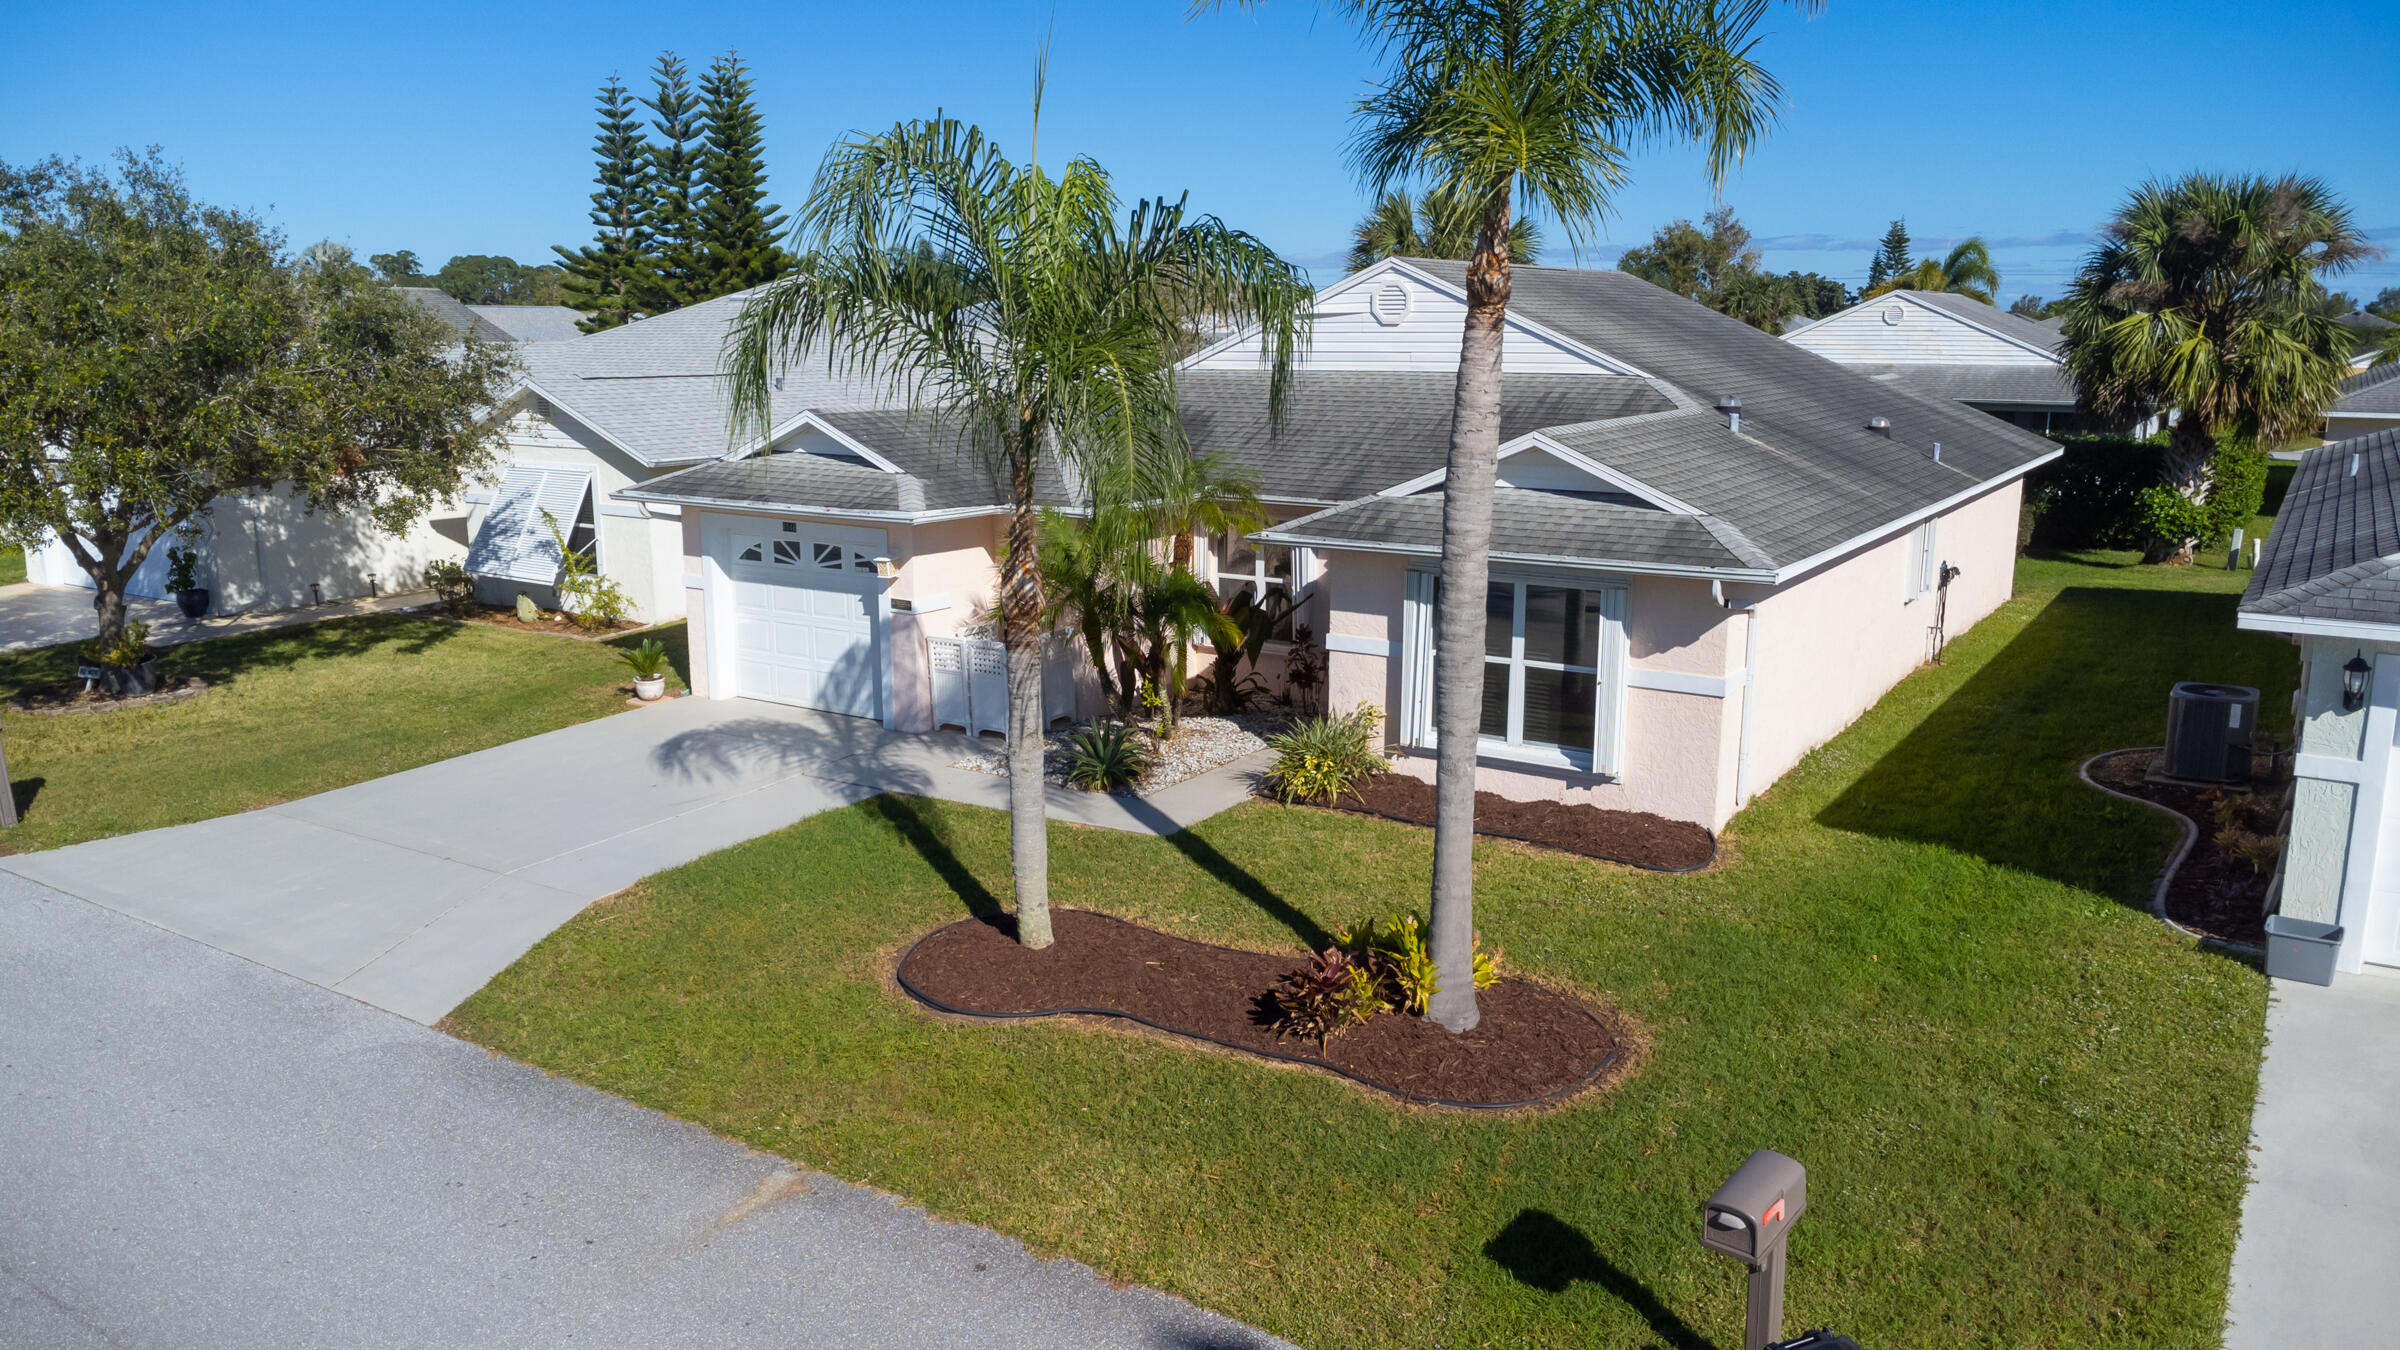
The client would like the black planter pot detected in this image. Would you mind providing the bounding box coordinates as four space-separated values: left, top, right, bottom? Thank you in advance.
175 587 210 620
86 658 162 698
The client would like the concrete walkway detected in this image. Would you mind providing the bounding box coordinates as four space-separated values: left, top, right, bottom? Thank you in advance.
0 580 433 652
2224 969 2400 1348
0 872 1289 1350
0 696 1267 1024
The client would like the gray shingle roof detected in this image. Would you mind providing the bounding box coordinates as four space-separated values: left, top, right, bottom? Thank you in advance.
470 305 587 344
2242 427 2400 627
2336 361 2400 417
1258 487 1760 574
1176 370 1673 503
1851 362 2078 407
615 410 1071 519
516 289 907 466
1358 259 2057 570
398 287 514 343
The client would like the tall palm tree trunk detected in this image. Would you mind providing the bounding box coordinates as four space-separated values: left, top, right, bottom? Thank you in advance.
1425 187 1514 1035
1001 442 1054 949
2145 416 2215 565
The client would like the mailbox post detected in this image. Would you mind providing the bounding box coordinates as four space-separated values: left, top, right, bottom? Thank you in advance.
1701 1149 1808 1350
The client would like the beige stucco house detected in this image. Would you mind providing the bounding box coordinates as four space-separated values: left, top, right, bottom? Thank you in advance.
603 258 2056 831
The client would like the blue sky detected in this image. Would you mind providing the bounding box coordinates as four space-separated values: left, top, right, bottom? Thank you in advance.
5 0 2396 305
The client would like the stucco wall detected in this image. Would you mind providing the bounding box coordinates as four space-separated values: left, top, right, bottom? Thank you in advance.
2281 635 2388 926
1741 480 2022 794
475 409 688 623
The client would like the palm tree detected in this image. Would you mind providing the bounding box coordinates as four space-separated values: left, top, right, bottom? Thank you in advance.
726 117 1311 949
1347 185 1541 271
1145 449 1268 571
2059 173 2370 563
1208 0 1794 1031
1865 237 2000 304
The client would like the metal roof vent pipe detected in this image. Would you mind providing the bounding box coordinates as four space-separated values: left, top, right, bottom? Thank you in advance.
1931 441 1942 464
1868 416 1892 438
1716 395 1743 435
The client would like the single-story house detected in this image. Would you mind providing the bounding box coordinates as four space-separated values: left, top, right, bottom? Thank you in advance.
1784 288 2088 436
630 256 2058 830
2238 426 2400 975
22 290 585 614
2326 361 2400 445
463 289 903 623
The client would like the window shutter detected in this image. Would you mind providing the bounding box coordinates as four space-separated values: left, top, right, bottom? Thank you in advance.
1400 569 1437 746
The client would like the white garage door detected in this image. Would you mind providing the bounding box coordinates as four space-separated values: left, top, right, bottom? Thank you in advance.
724 524 883 718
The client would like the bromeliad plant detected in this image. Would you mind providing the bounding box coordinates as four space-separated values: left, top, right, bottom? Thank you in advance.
1267 947 1386 1046
1335 912 1502 1017
80 618 152 670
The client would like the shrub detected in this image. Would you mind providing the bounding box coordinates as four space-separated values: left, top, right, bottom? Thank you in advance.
618 638 672 681
2025 431 2267 553
1262 706 1388 803
1066 721 1150 792
1266 947 1387 1046
165 546 200 594
423 559 476 617
1335 912 1503 1017
81 619 151 668
544 510 633 630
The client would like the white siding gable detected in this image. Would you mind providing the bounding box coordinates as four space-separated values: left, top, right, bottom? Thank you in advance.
1186 265 1631 376
1787 294 2055 367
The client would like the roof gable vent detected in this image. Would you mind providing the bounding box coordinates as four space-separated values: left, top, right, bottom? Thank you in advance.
1370 282 1413 327
1880 304 1906 326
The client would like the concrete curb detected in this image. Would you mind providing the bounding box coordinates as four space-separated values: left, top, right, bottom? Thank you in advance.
2075 747 2265 957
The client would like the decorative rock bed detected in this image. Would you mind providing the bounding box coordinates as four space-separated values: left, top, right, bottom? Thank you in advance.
897 909 1630 1109
10 676 210 716
950 711 1290 797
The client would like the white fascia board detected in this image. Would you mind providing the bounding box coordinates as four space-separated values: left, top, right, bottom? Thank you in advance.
1764 446 2064 585
1798 291 2062 365
609 483 1000 525
2236 610 2400 642
1248 526 1774 584
1178 256 1655 381
1374 430 1702 516
515 378 661 468
2330 410 2400 423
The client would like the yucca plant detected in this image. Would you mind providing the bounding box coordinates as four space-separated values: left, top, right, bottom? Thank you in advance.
1066 722 1150 793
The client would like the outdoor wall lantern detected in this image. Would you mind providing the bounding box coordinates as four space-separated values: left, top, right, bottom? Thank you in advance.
2343 652 2373 712
872 556 898 580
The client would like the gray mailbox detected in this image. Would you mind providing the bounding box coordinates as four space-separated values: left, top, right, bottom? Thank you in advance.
1702 1150 1808 1350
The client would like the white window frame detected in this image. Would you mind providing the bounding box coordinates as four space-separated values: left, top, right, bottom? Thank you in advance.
1209 530 1299 642
1905 519 1938 601
1399 568 1628 776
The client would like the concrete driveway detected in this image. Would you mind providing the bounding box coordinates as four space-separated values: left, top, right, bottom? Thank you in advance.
2225 970 2400 1348
0 873 1288 1350
1 694 1265 1025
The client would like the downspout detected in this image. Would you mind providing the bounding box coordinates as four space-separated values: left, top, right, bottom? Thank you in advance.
1712 579 1760 810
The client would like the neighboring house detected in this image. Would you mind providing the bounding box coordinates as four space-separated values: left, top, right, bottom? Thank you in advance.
2337 310 2397 372
2237 427 2400 975
2326 361 2400 444
630 256 2057 830
23 292 589 613
1785 288 2087 435
465 290 905 623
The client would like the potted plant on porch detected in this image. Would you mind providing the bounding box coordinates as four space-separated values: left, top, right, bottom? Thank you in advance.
166 546 209 620
619 638 672 702
79 620 161 697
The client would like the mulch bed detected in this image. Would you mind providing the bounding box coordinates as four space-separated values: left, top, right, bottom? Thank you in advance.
429 605 647 640
10 676 210 716
2087 747 2280 948
897 908 1629 1109
1277 772 1717 872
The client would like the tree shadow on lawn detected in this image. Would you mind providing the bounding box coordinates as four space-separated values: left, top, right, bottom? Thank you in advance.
1815 585 2295 906
0 611 467 700
863 793 1005 922
1163 827 1332 951
1485 1209 1717 1350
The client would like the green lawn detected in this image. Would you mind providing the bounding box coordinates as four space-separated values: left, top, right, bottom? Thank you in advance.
0 615 686 853
451 553 2284 1350
0 542 25 587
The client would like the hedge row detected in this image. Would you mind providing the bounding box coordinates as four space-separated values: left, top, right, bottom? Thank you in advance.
2022 433 2269 552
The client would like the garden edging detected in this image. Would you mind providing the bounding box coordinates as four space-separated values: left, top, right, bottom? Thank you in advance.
2075 747 2264 956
